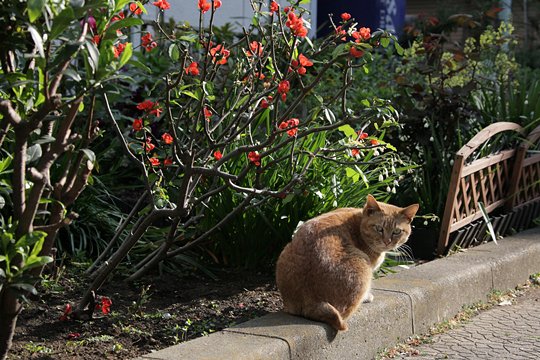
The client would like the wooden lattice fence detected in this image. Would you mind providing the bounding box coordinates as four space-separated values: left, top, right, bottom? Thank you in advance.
436 122 540 255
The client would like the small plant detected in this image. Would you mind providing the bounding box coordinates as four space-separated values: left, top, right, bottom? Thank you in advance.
23 341 52 355
129 284 152 316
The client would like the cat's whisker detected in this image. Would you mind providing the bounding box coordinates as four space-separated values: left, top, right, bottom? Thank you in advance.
396 244 414 262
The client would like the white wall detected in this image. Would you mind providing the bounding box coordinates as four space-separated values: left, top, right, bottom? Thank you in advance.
148 0 318 36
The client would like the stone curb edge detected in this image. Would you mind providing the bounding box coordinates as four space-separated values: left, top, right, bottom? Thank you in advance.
137 227 540 360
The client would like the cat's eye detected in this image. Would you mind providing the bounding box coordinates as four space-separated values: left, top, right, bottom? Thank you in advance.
374 225 384 233
392 228 402 236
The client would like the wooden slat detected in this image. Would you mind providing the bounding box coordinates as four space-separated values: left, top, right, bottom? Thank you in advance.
461 149 516 176
456 122 524 158
448 199 506 233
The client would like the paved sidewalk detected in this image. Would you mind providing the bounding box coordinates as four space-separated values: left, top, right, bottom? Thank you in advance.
397 286 540 360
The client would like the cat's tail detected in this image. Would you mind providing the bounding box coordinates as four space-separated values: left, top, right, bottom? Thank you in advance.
303 301 348 332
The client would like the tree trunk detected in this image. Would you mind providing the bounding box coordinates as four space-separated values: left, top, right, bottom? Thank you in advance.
0 288 23 360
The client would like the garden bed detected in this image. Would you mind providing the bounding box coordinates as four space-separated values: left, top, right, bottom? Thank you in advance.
8 268 282 359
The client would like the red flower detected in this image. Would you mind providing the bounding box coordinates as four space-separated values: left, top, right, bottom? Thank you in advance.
248 151 261 166
91 35 101 45
129 3 143 15
370 139 379 145
198 0 211 13
246 41 263 57
67 333 81 340
278 80 290 101
213 150 223 160
349 46 364 58
210 44 230 65
335 26 347 41
270 1 279 14
185 61 199 76
59 303 72 321
161 132 173 144
279 118 300 137
351 148 360 157
113 42 127 58
95 296 112 315
352 27 371 42
111 12 125 22
285 12 308 38
213 0 222 9
150 107 162 117
132 118 143 131
137 100 155 111
358 131 368 140
141 33 157 52
164 158 173 166
153 0 171 10
149 157 160 166
203 107 212 119
292 54 313 75
283 6 290 13
144 139 155 152
341 13 351 21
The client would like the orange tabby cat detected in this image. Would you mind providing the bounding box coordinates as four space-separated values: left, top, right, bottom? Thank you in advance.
275 195 419 331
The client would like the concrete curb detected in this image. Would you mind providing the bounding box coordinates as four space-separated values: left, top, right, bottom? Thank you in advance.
137 227 540 360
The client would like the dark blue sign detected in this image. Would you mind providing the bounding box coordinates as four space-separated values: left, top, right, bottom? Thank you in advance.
317 0 406 37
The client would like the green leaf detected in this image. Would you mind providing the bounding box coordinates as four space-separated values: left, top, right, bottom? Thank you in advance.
394 42 404 56
129 59 152 73
168 44 180 61
332 43 347 59
26 144 42 163
380 37 390 48
345 168 360 182
0 156 12 173
86 40 100 73
10 282 38 295
34 135 55 145
338 125 357 138
478 202 498 245
50 7 75 40
182 90 200 101
118 42 132 68
114 0 131 13
106 18 144 37
27 25 45 58
27 0 45 23
81 148 96 163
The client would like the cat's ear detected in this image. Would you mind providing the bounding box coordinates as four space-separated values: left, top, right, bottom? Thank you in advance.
364 194 381 216
401 204 419 223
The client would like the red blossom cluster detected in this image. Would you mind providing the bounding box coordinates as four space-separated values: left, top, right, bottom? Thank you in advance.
129 2 143 14
210 44 230 64
285 11 308 38
153 0 171 10
137 100 162 117
113 42 126 58
270 1 279 14
132 118 143 131
291 54 313 75
352 27 371 42
279 118 300 137
185 61 199 76
198 0 221 13
203 106 212 120
248 151 261 166
213 150 223 160
246 41 263 57
95 296 112 315
260 95 273 109
141 33 157 52
341 12 351 21
277 80 290 101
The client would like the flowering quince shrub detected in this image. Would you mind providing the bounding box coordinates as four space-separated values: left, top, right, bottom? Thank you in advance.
80 0 409 303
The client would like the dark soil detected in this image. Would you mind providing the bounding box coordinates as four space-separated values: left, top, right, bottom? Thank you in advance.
7 267 282 359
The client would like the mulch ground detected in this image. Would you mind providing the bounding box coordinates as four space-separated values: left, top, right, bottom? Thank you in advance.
8 268 282 359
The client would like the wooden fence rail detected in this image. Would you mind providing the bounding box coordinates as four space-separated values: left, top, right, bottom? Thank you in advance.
437 122 527 255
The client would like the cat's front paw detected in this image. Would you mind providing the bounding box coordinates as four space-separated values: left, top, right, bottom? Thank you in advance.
363 292 374 303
